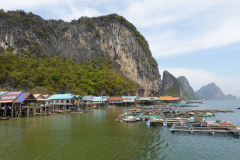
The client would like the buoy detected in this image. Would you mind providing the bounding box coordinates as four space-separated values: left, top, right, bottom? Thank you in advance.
189 131 194 134
163 122 167 126
143 119 145 121
146 122 151 126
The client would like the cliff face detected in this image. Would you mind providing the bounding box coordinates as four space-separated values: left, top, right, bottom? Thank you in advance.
195 82 227 100
178 76 198 100
160 71 184 98
0 11 161 96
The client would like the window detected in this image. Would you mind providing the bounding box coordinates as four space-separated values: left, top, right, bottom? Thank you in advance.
61 100 64 103
71 100 74 103
66 100 69 103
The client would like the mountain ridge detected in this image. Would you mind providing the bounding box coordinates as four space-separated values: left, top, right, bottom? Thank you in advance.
0 10 161 96
195 82 227 100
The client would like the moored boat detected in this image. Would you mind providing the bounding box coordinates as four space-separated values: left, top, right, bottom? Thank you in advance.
0 117 10 120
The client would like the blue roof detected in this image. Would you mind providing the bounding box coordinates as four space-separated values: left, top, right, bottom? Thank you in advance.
48 94 80 100
13 92 35 103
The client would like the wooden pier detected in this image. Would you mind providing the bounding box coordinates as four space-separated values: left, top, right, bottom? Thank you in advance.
169 121 240 135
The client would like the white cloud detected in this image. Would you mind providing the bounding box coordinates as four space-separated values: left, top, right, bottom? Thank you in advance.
1 0 66 10
61 3 102 21
158 67 240 97
149 14 240 57
124 0 226 27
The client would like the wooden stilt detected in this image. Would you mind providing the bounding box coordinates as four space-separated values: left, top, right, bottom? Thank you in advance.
27 108 29 117
11 105 13 117
40 106 42 116
19 104 21 117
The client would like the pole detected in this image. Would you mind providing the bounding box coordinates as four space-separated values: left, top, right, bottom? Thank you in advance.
19 104 21 117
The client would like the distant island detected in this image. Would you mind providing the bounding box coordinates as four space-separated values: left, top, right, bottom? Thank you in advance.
195 82 236 100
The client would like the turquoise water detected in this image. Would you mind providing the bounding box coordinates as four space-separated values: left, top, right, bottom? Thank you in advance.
0 100 240 159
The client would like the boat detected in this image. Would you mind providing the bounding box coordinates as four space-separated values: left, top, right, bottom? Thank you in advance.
83 110 89 113
122 116 140 122
0 117 10 120
201 112 213 117
57 110 64 113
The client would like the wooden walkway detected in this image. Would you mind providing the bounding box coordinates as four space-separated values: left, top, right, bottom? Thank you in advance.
170 125 240 135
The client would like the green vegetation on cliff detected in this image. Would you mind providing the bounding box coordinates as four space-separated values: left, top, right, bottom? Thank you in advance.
0 52 139 96
164 85 180 97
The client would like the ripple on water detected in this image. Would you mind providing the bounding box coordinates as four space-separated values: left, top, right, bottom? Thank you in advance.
1 101 240 160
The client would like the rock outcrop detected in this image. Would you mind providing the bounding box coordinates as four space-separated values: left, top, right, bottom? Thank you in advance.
177 76 198 100
0 10 161 96
195 82 227 100
160 71 184 98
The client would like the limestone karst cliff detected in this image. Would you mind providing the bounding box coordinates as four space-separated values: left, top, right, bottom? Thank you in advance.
178 76 198 100
0 10 161 96
160 71 184 98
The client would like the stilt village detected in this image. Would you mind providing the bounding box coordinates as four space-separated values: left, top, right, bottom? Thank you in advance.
0 91 239 136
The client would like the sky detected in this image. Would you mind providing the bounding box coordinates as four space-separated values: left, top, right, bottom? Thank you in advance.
1 0 240 97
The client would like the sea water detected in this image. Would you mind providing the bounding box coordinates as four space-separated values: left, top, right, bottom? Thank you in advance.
0 99 240 160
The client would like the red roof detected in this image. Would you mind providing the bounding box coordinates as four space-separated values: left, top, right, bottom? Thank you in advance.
108 97 123 101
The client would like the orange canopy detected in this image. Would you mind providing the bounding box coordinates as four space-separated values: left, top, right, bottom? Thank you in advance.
158 96 180 101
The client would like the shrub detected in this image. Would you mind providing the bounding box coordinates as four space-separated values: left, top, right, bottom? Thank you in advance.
8 18 14 24
86 18 95 30
62 26 67 31
96 28 100 37
6 47 14 53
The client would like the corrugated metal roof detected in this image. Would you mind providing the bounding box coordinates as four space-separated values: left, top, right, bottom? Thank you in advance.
92 97 103 101
48 94 79 100
122 98 135 102
101 96 110 101
13 92 36 103
34 94 46 100
0 91 22 103
138 97 152 101
0 91 7 96
82 95 96 101
0 91 8 99
108 97 123 101
121 96 138 98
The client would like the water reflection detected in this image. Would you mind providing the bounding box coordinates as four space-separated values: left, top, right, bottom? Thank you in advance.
0 100 240 159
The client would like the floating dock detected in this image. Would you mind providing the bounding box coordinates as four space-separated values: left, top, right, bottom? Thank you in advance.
169 121 240 135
